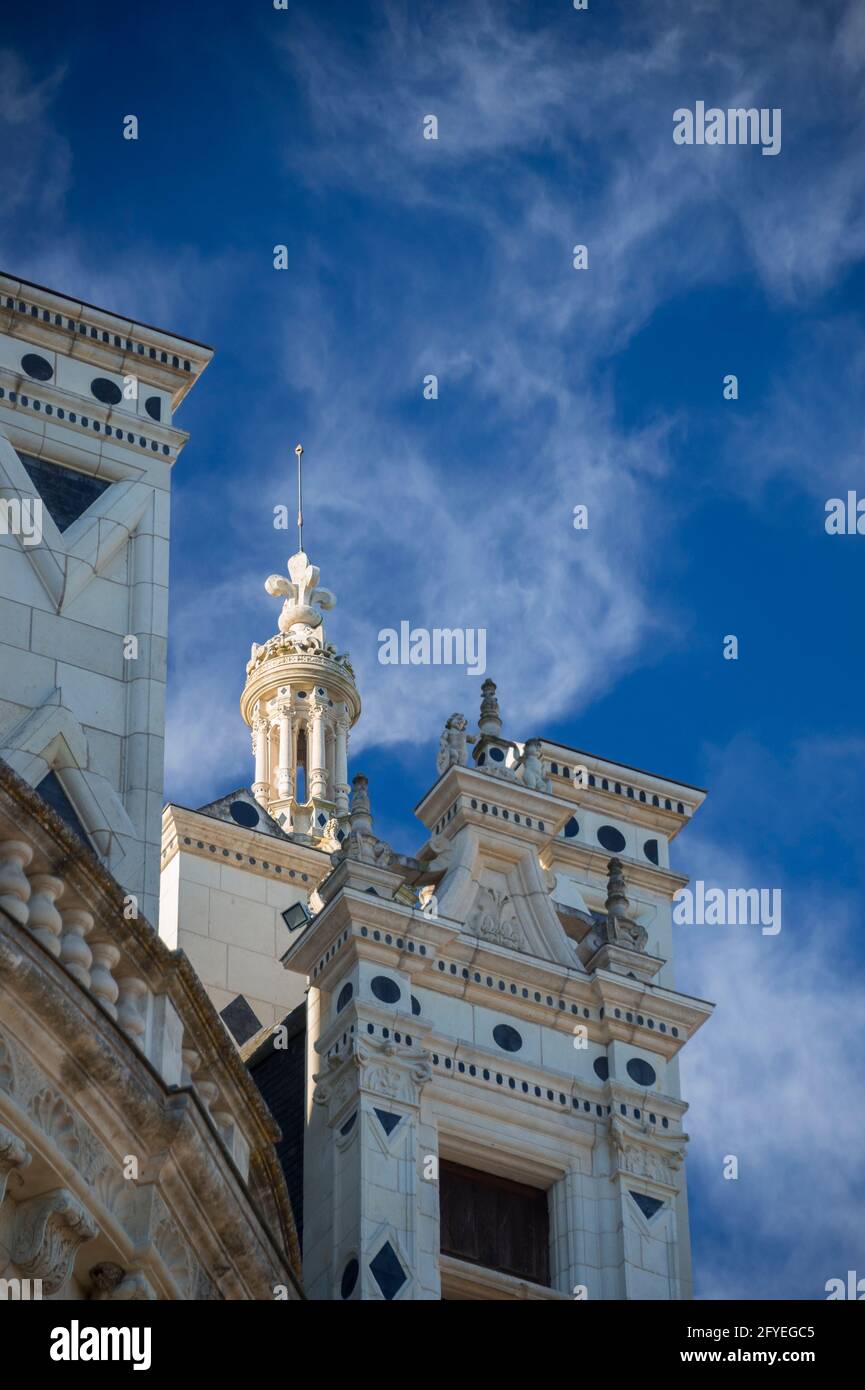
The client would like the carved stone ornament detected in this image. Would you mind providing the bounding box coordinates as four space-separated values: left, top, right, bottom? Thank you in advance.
466 884 525 953
29 1087 80 1162
602 858 649 953
358 1039 432 1105
422 830 454 878
0 1123 31 1205
154 1214 192 1294
12 1188 98 1294
90 1262 156 1301
265 550 336 637
610 1116 685 1193
313 1037 432 1119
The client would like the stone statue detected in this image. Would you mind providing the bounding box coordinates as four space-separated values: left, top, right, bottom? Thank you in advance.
436 714 476 774
515 738 551 793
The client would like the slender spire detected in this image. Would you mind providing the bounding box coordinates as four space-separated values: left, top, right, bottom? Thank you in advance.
295 443 304 553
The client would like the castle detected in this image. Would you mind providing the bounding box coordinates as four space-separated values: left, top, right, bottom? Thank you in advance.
0 277 712 1300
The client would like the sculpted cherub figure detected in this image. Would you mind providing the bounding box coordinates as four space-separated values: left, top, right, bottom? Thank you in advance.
436 713 476 775
515 738 551 792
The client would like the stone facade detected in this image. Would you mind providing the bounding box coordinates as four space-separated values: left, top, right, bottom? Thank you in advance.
287 718 712 1300
159 533 714 1301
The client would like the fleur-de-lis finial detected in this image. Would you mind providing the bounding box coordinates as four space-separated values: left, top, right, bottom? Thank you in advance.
265 552 336 635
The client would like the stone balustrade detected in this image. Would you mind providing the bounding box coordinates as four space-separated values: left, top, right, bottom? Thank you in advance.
0 763 292 1220
0 832 249 1177
0 757 302 1296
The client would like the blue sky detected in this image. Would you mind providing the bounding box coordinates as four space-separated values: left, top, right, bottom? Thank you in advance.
3 0 863 1299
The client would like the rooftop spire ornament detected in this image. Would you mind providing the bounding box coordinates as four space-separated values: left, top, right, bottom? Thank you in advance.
263 445 337 640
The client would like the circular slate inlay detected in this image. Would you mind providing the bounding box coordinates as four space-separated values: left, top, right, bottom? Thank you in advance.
493 1023 523 1053
91 376 123 405
371 975 401 1005
644 838 659 865
229 800 260 828
340 1258 359 1300
336 982 353 1012
410 995 421 1016
626 1057 657 1088
489 746 506 762
564 816 580 838
21 352 53 381
593 1056 610 1082
144 394 162 421
597 824 626 853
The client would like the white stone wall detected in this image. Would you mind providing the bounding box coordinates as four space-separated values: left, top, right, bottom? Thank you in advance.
159 846 311 1033
0 281 211 927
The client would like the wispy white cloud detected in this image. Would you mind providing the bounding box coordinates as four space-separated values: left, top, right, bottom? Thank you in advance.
675 735 865 1298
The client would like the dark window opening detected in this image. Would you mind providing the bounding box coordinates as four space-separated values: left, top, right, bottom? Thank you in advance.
296 727 307 802
439 1160 550 1287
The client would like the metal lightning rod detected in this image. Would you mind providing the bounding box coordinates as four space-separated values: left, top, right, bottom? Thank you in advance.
295 443 304 553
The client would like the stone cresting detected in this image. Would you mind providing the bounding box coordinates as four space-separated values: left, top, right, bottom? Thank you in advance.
0 756 302 1300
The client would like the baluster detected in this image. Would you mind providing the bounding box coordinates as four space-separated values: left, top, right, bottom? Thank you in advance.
0 841 33 926
181 1046 200 1087
28 874 64 957
116 976 148 1043
211 1099 235 1148
59 906 93 988
196 1079 218 1113
90 942 121 1019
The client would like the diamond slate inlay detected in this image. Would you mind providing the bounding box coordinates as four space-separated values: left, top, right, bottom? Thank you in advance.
629 1191 664 1220
369 1240 407 1300
220 994 262 1046
374 1108 401 1137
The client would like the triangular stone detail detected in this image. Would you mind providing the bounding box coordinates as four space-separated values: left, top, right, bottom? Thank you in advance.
36 770 93 849
629 1190 664 1220
374 1108 401 1137
20 453 110 534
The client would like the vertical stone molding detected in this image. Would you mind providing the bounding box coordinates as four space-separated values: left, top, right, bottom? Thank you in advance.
277 706 293 798
253 716 269 806
309 703 328 800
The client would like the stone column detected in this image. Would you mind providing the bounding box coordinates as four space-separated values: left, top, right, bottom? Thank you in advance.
277 705 293 799
252 715 269 806
309 703 328 801
334 717 350 817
